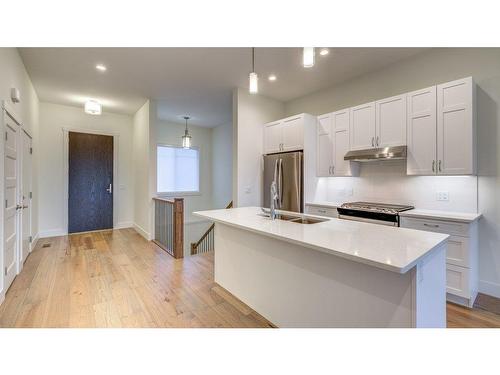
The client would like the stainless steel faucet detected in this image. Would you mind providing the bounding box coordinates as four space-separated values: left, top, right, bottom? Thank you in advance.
270 181 278 220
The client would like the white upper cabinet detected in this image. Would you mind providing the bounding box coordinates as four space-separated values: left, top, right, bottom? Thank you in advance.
282 115 304 151
349 102 376 151
375 94 407 147
263 114 307 154
317 114 333 176
263 120 282 154
317 110 359 177
407 77 476 176
437 77 476 175
407 86 437 175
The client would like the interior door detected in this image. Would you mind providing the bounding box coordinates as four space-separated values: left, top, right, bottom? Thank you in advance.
349 102 376 151
406 86 437 175
21 131 32 265
3 112 19 290
68 132 113 233
317 114 333 176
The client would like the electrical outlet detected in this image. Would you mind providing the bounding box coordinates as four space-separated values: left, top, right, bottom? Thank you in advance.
436 191 449 201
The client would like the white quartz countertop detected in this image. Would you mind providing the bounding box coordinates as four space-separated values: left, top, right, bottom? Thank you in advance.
306 201 481 223
194 206 449 274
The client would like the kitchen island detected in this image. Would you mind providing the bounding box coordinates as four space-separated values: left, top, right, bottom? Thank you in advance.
194 207 449 328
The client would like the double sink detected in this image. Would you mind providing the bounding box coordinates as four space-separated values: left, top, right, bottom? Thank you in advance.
258 210 328 224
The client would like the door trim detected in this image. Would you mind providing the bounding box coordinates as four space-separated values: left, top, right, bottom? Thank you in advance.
62 127 119 234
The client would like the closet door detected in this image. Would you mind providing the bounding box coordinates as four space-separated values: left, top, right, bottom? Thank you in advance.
407 86 437 175
349 102 375 151
437 77 475 175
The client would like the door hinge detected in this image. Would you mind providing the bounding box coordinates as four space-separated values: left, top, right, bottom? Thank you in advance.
30 147 33 154
29 191 32 199
29 236 32 243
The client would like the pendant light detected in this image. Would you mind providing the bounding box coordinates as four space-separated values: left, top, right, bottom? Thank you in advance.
249 47 258 94
303 47 315 68
182 116 192 149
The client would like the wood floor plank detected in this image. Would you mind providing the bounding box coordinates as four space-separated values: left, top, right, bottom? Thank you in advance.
0 228 498 328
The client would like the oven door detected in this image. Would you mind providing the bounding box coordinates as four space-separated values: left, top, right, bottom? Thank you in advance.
337 208 399 226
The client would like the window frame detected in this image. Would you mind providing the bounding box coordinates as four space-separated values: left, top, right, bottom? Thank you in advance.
156 143 201 197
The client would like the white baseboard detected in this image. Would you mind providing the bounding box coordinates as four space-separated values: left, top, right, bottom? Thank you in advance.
114 221 134 229
133 223 151 240
31 232 40 251
0 291 5 307
479 279 500 299
39 228 67 238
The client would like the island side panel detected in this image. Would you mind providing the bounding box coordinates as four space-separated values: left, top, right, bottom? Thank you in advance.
214 223 417 328
414 243 447 328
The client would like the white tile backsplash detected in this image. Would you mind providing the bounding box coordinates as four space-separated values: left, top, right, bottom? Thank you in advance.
313 160 477 213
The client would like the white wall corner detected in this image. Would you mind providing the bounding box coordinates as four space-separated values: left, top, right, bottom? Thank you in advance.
133 223 151 241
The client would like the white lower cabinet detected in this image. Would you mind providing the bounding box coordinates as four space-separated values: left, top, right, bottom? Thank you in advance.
400 216 478 307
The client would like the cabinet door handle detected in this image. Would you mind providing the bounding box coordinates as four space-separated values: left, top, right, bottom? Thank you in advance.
332 165 335 175
376 136 379 146
438 160 442 172
371 137 374 147
423 223 439 228
432 160 435 173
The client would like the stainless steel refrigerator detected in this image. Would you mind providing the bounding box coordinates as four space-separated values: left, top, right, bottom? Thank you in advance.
263 151 303 213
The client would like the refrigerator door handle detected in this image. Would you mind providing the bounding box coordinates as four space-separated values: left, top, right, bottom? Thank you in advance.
278 158 283 207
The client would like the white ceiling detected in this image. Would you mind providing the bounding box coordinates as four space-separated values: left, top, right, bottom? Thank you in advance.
19 47 428 127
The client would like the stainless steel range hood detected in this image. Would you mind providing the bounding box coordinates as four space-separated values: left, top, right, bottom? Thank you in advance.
344 145 407 162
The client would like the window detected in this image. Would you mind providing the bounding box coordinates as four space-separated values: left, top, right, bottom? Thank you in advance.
157 145 200 194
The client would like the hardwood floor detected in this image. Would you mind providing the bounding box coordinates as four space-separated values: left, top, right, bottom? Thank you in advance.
0 228 498 328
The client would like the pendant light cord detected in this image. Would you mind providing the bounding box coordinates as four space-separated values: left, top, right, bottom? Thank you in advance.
252 47 255 73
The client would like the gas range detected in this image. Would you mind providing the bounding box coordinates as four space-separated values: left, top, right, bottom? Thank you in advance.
337 201 414 226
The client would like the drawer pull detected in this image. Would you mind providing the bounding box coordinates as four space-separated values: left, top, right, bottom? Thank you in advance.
423 223 439 228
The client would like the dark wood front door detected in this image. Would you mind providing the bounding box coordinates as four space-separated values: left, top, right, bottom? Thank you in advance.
68 132 113 233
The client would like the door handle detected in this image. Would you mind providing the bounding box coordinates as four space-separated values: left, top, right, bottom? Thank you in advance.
432 160 435 173
332 165 335 175
371 137 374 147
16 204 22 210
106 184 112 193
438 160 442 172
376 136 379 146
22 205 28 209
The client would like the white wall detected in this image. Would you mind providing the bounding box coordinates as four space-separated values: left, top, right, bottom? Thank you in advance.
212 122 233 209
38 102 134 237
285 47 500 297
132 100 151 239
0 48 39 300
232 88 285 207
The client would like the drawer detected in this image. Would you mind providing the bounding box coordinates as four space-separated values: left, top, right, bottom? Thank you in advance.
306 205 338 218
400 217 469 237
446 264 470 299
446 235 470 268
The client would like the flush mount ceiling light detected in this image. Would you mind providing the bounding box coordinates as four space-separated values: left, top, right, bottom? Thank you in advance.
319 48 330 56
303 47 315 68
84 100 102 115
182 116 192 149
249 47 258 94
268 74 277 81
95 64 107 72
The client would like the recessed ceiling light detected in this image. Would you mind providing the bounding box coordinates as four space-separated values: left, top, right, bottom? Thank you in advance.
319 48 330 56
84 100 102 115
95 64 107 72
268 74 277 81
